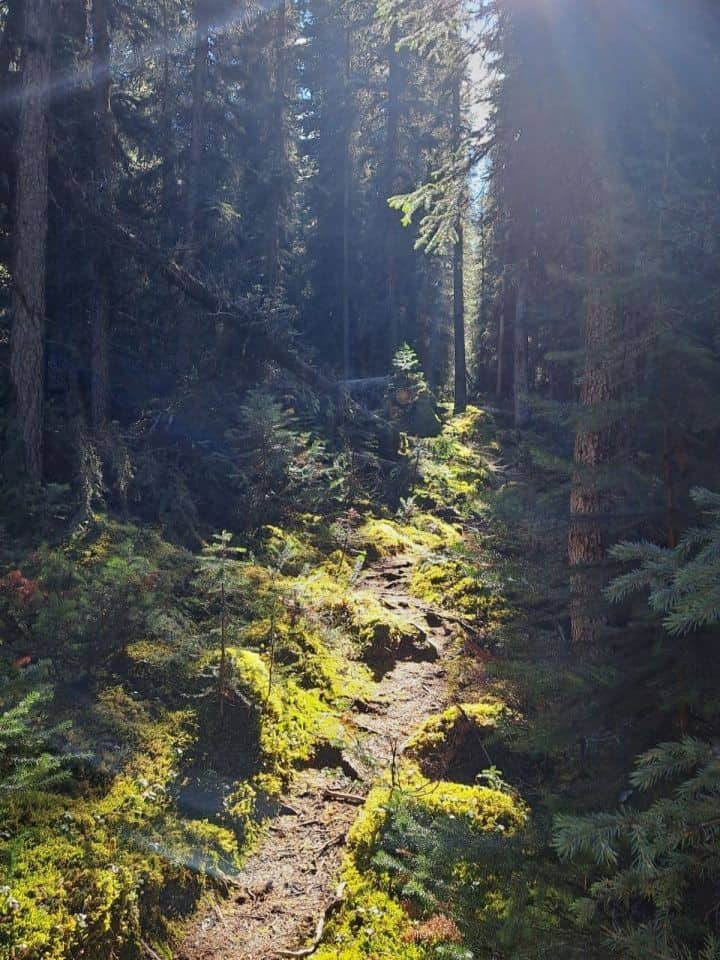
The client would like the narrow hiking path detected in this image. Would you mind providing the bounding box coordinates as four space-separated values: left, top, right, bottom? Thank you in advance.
178 551 465 960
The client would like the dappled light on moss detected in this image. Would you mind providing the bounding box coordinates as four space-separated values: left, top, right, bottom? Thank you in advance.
0 401 518 960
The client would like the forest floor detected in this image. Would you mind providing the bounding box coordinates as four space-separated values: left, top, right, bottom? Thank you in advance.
178 552 468 960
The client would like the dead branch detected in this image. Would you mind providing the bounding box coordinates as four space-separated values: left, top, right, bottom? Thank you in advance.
317 832 347 857
275 882 347 958
57 179 398 446
140 939 166 960
322 788 365 806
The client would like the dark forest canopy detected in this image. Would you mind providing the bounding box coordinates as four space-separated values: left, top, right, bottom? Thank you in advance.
1 0 720 958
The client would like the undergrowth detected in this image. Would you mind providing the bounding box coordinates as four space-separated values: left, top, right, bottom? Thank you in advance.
1 400 558 960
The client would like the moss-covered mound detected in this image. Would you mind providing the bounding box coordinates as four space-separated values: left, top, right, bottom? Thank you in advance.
0 708 237 960
314 756 527 960
345 593 438 675
353 513 461 561
405 699 512 781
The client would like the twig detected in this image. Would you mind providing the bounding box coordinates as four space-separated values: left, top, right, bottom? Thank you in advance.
322 788 365 806
317 832 347 857
140 940 166 960
276 883 347 958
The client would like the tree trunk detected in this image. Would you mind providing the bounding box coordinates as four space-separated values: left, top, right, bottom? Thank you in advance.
10 0 51 483
513 276 529 426
384 20 401 357
0 0 21 217
159 0 174 242
0 0 21 81
496 268 515 401
89 0 114 428
341 27 352 380
266 0 288 292
568 236 619 648
452 78 467 414
453 222 467 414
185 1 209 261
176 0 209 376
477 204 486 391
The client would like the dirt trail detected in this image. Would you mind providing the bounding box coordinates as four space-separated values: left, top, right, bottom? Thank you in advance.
178 556 458 960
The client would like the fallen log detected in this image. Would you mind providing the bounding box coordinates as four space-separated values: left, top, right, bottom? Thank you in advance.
57 181 402 461
339 376 391 394
57 180 385 410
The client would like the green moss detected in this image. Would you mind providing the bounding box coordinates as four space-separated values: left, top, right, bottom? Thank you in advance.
344 592 427 666
405 699 510 766
314 864 426 960
313 783 428 958
408 406 497 516
400 764 526 833
314 760 526 960
346 783 394 867
0 710 236 960
257 524 320 573
409 558 508 623
354 516 452 560
227 648 344 795
444 405 493 443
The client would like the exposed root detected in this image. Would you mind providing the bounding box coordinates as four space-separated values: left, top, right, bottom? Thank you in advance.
275 883 347 958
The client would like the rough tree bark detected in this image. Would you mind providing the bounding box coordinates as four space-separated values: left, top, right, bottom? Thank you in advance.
185 0 209 262
90 0 115 428
10 0 51 483
266 0 289 292
341 26 352 380
513 275 529 426
176 0 209 375
568 229 619 648
384 20 401 356
159 0 174 240
452 77 467 414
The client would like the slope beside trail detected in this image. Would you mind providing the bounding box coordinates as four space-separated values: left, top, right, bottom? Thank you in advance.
178 551 465 960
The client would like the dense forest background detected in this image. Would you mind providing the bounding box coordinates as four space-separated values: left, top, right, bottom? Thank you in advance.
2 0 720 957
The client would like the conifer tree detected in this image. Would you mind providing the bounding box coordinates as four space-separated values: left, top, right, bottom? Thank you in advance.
10 0 51 482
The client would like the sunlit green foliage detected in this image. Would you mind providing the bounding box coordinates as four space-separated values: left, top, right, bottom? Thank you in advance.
554 738 720 959
607 488 720 635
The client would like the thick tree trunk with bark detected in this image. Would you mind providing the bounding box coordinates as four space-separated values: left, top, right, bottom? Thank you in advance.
496 269 515 401
384 21 401 356
568 238 619 648
0 0 21 216
266 0 289 292
453 222 467 414
341 27 352 380
176 0 209 375
11 0 51 483
452 79 467 414
90 0 114 428
159 0 175 242
185 1 209 261
513 276 529 426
